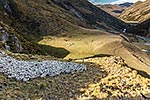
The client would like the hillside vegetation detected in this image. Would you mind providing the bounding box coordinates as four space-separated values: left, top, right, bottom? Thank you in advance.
0 0 127 37
119 0 150 23
0 0 128 56
0 0 150 77
1 0 150 99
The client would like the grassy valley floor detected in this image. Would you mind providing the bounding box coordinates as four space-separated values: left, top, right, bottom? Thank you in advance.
39 34 120 59
38 33 150 76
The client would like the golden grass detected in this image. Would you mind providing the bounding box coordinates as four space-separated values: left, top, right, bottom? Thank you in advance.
38 34 121 59
38 33 150 76
0 63 107 100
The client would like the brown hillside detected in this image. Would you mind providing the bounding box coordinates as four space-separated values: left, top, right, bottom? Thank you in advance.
119 0 150 23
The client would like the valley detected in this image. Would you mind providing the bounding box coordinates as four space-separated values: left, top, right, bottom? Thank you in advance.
0 0 150 99
39 29 150 76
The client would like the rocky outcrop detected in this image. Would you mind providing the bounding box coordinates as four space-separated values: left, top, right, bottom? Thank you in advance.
11 34 23 52
0 0 21 18
0 23 23 52
0 25 10 51
0 25 9 42
0 0 11 13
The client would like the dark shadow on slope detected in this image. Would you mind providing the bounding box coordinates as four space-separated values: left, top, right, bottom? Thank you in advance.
136 70 150 78
9 42 70 58
77 54 112 60
127 19 150 37
34 44 70 58
112 10 123 14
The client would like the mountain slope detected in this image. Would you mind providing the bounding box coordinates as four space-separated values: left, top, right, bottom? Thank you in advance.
97 4 124 17
119 2 133 8
0 21 69 57
0 0 128 57
0 0 127 38
119 0 150 23
1 0 150 76
127 19 150 37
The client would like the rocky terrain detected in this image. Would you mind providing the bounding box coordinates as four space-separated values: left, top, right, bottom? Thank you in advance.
97 2 133 17
0 52 86 82
0 22 24 52
0 55 150 99
119 0 150 23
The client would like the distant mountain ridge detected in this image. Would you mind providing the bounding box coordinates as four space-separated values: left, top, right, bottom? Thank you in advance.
119 2 133 7
97 2 133 17
119 0 150 37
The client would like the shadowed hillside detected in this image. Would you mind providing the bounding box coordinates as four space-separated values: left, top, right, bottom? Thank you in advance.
0 0 128 56
0 22 69 57
0 0 127 38
127 19 150 37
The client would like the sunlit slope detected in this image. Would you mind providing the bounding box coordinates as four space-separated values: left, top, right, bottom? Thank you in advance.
39 32 150 76
119 0 150 23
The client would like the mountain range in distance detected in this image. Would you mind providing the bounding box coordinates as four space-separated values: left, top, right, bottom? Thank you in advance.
119 0 150 23
97 2 133 17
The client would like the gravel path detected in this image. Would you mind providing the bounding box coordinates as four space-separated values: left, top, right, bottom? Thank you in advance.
0 53 86 81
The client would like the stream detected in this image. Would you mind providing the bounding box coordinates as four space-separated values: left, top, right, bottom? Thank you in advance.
136 35 150 53
142 43 150 53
